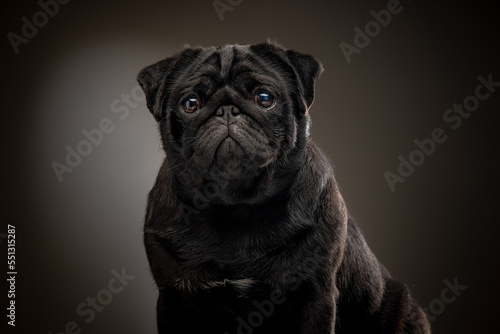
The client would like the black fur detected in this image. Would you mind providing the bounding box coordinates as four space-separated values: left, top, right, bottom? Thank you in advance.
138 41 431 334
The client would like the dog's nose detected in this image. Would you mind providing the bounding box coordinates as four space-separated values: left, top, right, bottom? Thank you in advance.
215 105 240 117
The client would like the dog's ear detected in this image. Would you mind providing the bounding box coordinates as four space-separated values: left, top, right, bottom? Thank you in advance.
137 48 203 122
137 57 175 122
286 49 323 113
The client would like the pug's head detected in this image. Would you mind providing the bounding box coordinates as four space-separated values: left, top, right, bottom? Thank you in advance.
138 42 322 204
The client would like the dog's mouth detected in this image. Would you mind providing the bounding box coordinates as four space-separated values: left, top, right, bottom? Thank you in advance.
214 136 244 163
216 136 242 155
209 135 261 181
189 121 276 180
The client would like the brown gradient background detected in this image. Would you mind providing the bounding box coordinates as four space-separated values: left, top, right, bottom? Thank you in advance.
2 0 499 333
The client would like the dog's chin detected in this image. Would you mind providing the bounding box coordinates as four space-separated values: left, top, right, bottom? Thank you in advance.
177 144 268 205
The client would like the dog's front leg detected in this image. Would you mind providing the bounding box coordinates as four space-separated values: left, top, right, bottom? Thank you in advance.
299 283 338 334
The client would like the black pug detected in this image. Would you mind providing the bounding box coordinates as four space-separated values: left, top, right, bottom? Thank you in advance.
137 41 431 334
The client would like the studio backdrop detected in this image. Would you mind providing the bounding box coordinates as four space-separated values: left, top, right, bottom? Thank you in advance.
3 0 499 333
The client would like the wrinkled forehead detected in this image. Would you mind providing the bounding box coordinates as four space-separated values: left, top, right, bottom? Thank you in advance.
178 44 291 93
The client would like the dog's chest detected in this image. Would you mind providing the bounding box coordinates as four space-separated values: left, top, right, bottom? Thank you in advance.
171 238 270 296
165 206 301 302
168 229 282 301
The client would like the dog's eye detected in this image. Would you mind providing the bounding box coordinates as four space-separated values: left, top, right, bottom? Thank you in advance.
253 91 275 108
183 97 200 113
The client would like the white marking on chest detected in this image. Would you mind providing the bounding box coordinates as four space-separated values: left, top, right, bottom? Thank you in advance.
174 277 256 296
